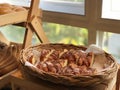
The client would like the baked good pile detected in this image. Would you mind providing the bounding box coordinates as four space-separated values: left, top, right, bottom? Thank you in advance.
28 48 96 75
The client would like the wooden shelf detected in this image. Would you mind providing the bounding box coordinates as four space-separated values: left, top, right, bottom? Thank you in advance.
0 0 48 89
0 10 28 26
0 0 49 48
0 0 48 80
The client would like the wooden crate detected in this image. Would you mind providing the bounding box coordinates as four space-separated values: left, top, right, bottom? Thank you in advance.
0 0 49 48
0 0 48 86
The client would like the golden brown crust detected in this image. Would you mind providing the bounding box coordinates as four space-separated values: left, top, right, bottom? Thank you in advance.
0 7 13 15
28 48 95 75
20 43 118 87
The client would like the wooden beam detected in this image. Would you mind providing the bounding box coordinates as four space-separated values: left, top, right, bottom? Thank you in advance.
116 65 120 90
23 25 33 48
0 11 28 26
88 28 97 45
0 32 10 45
30 17 49 43
23 0 40 48
27 0 40 22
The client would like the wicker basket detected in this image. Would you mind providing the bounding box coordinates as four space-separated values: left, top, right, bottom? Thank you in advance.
0 41 22 77
20 43 118 89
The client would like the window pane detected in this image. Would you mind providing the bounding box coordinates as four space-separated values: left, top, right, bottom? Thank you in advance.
40 0 85 15
0 0 85 15
102 0 120 20
0 25 41 45
0 23 88 46
51 0 84 2
103 32 120 63
0 0 30 7
0 25 25 43
43 22 88 45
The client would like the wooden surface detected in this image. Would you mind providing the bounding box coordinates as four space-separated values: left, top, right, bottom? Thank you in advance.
0 69 117 90
0 10 28 26
30 16 49 43
23 0 39 48
11 70 88 90
23 0 49 48
0 0 49 49
116 64 120 90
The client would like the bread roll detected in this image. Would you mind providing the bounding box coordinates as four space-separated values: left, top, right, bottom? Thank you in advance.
0 7 13 15
0 3 13 15
13 6 26 12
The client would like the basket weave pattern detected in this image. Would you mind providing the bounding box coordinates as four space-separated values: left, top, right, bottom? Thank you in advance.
20 44 118 87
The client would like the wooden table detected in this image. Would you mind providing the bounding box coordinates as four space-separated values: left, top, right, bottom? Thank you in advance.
11 70 88 90
0 69 116 90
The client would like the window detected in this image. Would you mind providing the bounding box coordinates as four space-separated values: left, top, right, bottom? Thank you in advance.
0 0 120 63
51 0 84 2
102 32 120 63
40 0 85 15
102 0 120 20
100 0 120 62
0 0 30 7
0 25 25 43
0 23 88 46
43 22 88 45
0 0 85 15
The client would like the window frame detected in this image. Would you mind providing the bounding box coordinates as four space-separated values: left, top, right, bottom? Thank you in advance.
41 0 120 46
1 0 120 47
40 0 85 15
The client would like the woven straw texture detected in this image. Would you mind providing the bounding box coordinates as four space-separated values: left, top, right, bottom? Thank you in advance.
0 41 22 76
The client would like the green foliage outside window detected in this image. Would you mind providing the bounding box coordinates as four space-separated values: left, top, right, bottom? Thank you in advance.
0 23 88 46
43 22 88 45
0 25 25 43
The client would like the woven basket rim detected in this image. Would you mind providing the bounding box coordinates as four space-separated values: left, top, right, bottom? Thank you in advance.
20 43 118 76
20 43 119 87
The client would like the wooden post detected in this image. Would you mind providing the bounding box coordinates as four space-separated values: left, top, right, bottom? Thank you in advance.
23 0 40 48
116 65 120 90
30 17 49 43
23 0 49 48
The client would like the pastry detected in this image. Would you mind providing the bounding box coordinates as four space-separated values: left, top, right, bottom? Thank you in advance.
28 48 96 75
